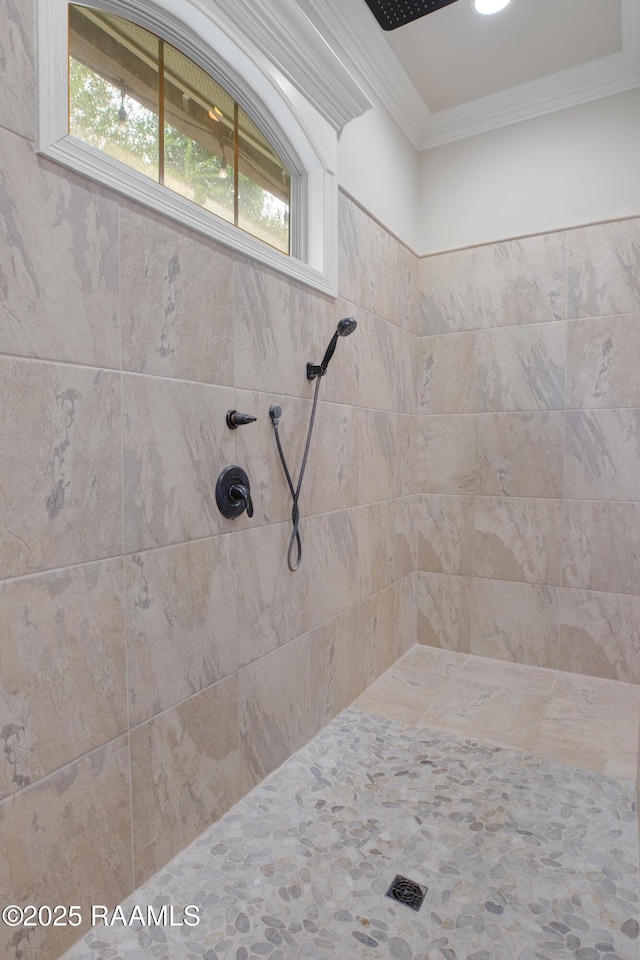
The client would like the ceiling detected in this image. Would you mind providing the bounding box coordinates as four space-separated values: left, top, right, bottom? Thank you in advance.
297 0 640 149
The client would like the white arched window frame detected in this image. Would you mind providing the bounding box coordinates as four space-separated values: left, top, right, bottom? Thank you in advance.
36 0 371 295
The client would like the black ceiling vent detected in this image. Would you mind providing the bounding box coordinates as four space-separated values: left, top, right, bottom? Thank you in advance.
362 0 460 31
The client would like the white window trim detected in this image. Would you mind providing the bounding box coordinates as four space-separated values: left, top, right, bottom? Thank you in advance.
36 0 370 295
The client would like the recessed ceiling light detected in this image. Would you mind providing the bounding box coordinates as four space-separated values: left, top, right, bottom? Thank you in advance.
474 0 512 13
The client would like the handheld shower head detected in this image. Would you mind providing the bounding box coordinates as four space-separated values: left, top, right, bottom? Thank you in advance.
307 317 357 380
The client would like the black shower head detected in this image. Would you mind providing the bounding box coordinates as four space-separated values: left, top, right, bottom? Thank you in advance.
363 0 459 30
307 318 357 381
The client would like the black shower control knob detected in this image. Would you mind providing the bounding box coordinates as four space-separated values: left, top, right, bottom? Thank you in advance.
226 410 257 429
215 466 254 519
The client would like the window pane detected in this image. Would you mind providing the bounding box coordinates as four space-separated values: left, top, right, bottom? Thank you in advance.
237 106 290 254
162 43 234 224
69 5 160 181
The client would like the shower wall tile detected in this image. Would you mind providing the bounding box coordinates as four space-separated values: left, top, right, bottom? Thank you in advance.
396 325 418 415
567 314 640 409
122 374 236 552
305 508 362 625
0 560 126 801
130 677 240 885
396 413 417 497
562 500 640 596
319 297 361 409
354 310 398 412
476 322 566 412
338 192 397 322
471 578 560 669
303 401 360 515
419 247 477 335
397 241 419 334
0 358 122 580
419 331 476 415
235 521 310 668
565 409 640 501
418 415 476 495
359 582 406 685
0 0 35 141
234 257 332 398
395 572 418 659
560 588 640 684
476 412 564 498
356 409 400 503
238 637 311 794
120 204 234 385
358 497 415 597
0 131 120 367
417 494 474 576
309 603 364 730
477 232 567 326
126 537 238 727
417 572 472 653
568 219 640 318
0 736 131 960
473 496 563 586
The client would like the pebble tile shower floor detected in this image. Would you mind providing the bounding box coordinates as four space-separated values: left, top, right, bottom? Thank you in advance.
62 647 640 960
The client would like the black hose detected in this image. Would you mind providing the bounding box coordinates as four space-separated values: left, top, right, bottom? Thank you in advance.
270 375 322 571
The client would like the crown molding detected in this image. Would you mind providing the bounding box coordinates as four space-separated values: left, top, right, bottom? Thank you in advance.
299 0 640 151
207 0 373 131
295 0 430 148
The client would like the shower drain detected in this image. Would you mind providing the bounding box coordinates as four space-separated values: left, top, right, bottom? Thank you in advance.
385 874 427 912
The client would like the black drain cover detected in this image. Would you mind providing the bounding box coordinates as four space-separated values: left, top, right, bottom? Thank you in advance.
363 0 460 31
385 874 427 911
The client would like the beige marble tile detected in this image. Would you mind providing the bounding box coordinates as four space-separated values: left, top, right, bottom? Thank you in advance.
122 374 236 552
396 325 418 415
474 496 563 585
477 233 567 326
0 2 35 140
457 656 557 694
533 696 639 779
302 401 360 515
0 560 125 801
305 508 362 626
131 677 239 885
416 572 472 653
563 500 640 596
120 205 234 385
559 588 640 684
565 409 640 501
472 579 560 669
126 537 238 726
358 583 410 686
235 521 310 667
238 637 311 793
338 192 397 322
419 248 477 335
422 679 549 750
0 130 120 367
419 332 476 415
356 409 401 503
352 694 424 726
358 498 415 598
361 667 450 716
396 413 417 497
553 670 640 710
418 415 476 495
476 322 566 412
476 412 564 498
0 358 122 580
0 737 131 960
354 309 399 412
567 314 640 410
568 218 640 318
397 644 469 678
393 573 418 659
397 241 419 334
417 495 474 575
309 604 365 730
234 257 333 399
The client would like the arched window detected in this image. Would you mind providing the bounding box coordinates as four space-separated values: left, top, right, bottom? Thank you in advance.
36 0 371 293
68 5 291 254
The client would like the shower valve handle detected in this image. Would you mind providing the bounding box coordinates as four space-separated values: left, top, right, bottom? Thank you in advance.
229 482 254 518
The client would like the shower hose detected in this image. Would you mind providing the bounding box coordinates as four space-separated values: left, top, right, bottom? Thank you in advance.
270 375 322 572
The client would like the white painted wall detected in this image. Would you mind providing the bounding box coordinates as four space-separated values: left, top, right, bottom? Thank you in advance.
417 88 640 254
338 103 419 250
